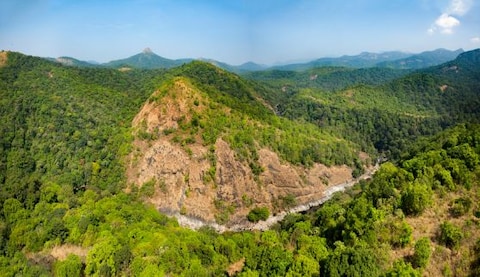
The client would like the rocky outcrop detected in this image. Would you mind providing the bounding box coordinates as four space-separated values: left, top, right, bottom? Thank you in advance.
126 78 361 226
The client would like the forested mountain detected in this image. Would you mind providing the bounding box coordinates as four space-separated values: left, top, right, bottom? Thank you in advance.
273 51 411 71
243 66 412 98
1 48 480 276
377 48 464 69
57 47 463 72
100 49 265 73
204 60 268 74
47 57 99 68
0 51 162 198
103 48 192 69
249 49 480 157
271 48 463 71
235 61 268 71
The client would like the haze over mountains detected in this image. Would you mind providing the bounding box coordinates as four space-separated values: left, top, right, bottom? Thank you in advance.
49 47 465 73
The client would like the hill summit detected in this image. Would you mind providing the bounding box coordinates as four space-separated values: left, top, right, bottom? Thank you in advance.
126 62 366 225
142 47 154 54
103 48 191 69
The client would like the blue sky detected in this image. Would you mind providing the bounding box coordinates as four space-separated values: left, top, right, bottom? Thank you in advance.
1 0 479 65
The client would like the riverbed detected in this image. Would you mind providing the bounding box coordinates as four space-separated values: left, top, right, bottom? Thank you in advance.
167 162 380 233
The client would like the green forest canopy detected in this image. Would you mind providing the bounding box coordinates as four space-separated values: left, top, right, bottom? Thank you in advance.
0 49 480 276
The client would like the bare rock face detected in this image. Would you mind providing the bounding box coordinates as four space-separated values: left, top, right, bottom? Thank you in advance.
126 78 356 226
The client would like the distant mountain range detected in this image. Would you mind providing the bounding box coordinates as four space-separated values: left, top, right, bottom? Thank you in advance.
376 48 464 69
46 56 99 68
272 51 412 71
48 48 464 72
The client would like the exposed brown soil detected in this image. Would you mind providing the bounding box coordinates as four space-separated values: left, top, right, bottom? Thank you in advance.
227 258 245 276
126 78 361 226
0 51 8 67
390 187 480 276
50 244 89 261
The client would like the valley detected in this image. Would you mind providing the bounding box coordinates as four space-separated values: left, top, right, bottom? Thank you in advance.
172 161 380 232
0 48 479 276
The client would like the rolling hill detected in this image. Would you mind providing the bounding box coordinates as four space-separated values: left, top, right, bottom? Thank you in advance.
248 49 480 157
377 48 464 69
55 47 465 73
270 48 463 71
47 56 99 67
273 51 411 71
1 48 480 276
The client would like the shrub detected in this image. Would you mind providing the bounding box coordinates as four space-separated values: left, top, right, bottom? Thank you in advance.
412 237 431 268
385 260 420 277
449 197 472 217
247 207 270 222
439 222 463 249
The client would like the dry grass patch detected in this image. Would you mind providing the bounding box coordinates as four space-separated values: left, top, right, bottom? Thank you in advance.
50 244 89 261
0 51 8 67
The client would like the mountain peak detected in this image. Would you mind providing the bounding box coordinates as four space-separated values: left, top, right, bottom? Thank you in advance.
143 47 153 54
104 48 190 69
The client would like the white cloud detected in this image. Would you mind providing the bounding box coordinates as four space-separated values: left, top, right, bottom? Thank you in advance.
471 37 480 44
447 0 472 16
428 0 471 35
431 13 460 34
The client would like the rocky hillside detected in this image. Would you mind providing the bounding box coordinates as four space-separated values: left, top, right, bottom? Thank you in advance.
126 66 366 225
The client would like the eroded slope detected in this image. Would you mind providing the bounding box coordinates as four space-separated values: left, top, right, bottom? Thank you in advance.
127 75 366 225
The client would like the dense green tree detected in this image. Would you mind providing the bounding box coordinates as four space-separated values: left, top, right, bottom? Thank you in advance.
247 244 293 277
400 183 432 216
321 243 381 277
286 254 319 276
85 234 121 276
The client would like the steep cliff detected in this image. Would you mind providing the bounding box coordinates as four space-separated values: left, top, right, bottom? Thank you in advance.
126 72 365 225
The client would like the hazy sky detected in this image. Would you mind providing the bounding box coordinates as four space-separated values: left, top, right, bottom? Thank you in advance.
1 0 479 65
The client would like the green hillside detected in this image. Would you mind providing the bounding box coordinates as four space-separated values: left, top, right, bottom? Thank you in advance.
104 48 191 69
272 51 411 70
135 60 362 168
271 49 462 71
252 49 480 157
1 49 480 276
377 48 464 69
46 57 99 68
244 66 412 93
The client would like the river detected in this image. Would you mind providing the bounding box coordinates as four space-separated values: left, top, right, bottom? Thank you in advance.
168 162 381 233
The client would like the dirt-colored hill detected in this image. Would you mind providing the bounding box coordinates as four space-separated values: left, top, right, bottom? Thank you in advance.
126 77 363 226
